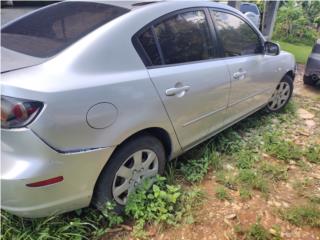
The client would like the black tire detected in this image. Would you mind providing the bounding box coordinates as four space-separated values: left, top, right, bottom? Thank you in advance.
92 135 166 213
265 74 294 113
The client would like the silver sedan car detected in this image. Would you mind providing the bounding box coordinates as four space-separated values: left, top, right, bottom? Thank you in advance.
1 1 295 218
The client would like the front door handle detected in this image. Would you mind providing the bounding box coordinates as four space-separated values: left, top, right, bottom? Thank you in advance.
233 70 247 80
165 85 190 96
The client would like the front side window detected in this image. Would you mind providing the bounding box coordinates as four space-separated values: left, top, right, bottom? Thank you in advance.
1 2 129 58
153 10 215 65
211 11 263 57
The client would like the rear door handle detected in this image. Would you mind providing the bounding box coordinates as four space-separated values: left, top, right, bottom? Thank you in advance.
165 85 190 96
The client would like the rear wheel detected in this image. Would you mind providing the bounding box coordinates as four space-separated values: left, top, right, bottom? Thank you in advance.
93 135 166 212
266 75 293 113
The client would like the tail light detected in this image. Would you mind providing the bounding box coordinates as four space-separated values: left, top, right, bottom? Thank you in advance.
1 96 43 129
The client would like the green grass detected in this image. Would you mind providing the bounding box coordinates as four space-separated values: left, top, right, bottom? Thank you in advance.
281 204 320 227
215 186 232 201
275 41 312 64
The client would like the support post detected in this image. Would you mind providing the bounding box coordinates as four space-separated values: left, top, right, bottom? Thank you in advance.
228 1 240 10
261 0 280 40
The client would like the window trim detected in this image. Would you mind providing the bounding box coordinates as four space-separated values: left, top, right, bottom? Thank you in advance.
208 7 265 58
132 7 221 68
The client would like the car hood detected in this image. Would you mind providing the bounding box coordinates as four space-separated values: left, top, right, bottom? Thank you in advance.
1 47 47 73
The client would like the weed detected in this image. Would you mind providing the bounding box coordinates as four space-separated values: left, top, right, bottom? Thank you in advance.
259 162 288 182
125 176 203 234
239 187 252 201
215 186 232 201
179 146 222 183
246 221 276 240
237 169 269 194
1 202 122 240
214 129 244 154
180 158 209 183
205 147 223 171
235 220 280 240
215 171 238 191
235 149 259 169
180 187 205 224
309 195 320 204
304 145 320 164
263 132 303 162
125 177 182 227
281 204 320 227
292 178 313 196
165 160 178 185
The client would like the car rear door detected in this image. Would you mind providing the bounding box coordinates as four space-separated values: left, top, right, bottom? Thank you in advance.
133 9 231 149
210 10 278 124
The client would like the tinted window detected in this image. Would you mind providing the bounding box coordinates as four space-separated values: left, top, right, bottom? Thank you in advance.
139 28 162 65
1 2 129 58
211 11 263 57
313 42 320 54
154 11 215 65
240 4 259 15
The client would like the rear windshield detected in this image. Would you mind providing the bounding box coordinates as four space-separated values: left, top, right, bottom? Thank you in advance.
1 1 129 58
240 4 259 15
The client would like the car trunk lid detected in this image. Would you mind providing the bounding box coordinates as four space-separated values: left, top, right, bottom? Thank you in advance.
1 47 47 73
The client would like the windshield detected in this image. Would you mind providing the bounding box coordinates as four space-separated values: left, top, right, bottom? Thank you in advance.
240 4 259 15
1 1 130 58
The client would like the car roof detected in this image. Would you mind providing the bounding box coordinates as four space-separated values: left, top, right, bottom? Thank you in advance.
65 0 235 12
65 0 157 10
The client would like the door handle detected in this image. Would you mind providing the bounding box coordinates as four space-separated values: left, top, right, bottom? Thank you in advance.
233 71 247 80
165 85 190 96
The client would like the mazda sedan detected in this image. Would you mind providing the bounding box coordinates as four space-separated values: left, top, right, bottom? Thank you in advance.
1 1 295 218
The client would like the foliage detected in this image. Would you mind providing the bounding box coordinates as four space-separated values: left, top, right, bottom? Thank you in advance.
259 162 288 182
237 169 269 194
180 158 209 183
235 220 281 240
304 145 320 164
1 203 122 240
215 186 232 201
125 177 182 227
125 176 203 234
179 147 222 183
274 1 320 46
263 132 303 162
236 149 259 169
281 204 320 227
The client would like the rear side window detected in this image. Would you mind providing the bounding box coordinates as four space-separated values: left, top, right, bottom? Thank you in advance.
138 28 162 65
211 11 263 57
1 2 129 58
155 10 214 65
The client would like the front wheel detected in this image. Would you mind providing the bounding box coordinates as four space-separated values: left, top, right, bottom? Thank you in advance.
265 75 293 113
92 135 166 213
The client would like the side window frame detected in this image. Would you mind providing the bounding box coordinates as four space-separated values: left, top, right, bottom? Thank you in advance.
132 7 221 68
208 8 265 58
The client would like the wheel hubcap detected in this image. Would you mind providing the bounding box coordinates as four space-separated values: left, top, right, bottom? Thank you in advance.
112 149 158 205
268 82 290 111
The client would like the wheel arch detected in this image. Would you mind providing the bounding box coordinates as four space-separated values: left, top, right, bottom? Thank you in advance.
285 70 295 81
91 127 173 206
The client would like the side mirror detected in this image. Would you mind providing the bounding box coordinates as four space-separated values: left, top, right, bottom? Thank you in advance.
265 41 280 56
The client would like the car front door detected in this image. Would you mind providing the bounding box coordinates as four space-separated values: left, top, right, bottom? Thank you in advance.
134 9 231 149
210 10 278 124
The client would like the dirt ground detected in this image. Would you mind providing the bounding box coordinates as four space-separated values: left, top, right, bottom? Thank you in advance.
108 65 320 240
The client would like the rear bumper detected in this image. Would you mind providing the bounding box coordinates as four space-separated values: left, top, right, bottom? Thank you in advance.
1 128 115 218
